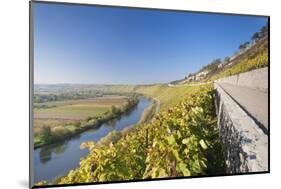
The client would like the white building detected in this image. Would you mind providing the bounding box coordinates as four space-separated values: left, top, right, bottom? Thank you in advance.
195 70 208 81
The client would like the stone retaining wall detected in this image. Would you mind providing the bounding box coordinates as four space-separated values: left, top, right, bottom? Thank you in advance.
217 67 268 92
214 78 268 173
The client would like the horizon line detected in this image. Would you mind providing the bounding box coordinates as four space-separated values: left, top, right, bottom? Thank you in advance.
34 82 167 85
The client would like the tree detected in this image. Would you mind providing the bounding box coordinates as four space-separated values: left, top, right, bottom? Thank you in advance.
260 24 268 38
111 105 119 115
239 44 246 50
244 41 250 46
211 58 221 65
252 32 260 41
224 56 230 64
239 41 250 50
41 126 53 143
201 59 221 73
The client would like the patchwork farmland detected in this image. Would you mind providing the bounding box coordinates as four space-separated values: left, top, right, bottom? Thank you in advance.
33 95 129 136
34 96 128 120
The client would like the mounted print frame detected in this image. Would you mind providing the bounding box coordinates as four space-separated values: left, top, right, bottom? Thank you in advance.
29 1 270 188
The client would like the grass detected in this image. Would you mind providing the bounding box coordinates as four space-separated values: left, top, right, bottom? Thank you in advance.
135 84 203 111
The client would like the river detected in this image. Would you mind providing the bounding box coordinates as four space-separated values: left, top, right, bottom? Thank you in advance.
33 98 151 183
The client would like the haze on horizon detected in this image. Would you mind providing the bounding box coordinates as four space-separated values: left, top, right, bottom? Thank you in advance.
33 2 267 85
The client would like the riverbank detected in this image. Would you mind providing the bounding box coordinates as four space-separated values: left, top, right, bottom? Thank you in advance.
95 97 159 147
35 97 155 185
34 96 139 149
137 97 160 124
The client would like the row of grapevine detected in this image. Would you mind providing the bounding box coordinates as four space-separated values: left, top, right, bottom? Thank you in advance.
36 84 225 186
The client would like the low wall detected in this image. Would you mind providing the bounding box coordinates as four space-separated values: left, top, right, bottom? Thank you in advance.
217 67 268 92
214 68 268 173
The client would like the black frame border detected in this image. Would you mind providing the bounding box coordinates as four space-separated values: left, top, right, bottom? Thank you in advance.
29 0 270 188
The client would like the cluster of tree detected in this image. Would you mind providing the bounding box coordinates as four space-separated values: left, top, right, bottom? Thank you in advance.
198 58 222 74
252 23 268 41
223 56 230 64
207 59 221 71
215 22 268 70
34 104 56 109
41 126 53 143
239 41 250 50
239 22 269 51
110 94 139 117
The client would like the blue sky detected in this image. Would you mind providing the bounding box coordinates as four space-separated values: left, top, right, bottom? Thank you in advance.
33 2 267 84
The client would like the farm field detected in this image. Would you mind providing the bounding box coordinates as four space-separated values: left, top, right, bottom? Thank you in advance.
34 95 128 120
33 95 129 136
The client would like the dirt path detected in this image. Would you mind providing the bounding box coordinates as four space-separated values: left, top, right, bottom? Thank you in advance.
153 97 161 113
168 81 212 88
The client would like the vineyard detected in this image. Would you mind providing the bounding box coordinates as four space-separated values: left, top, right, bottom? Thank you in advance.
36 84 225 185
135 84 199 111
209 39 268 81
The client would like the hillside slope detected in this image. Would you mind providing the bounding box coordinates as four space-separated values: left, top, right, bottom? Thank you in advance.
135 84 204 111
170 36 268 85
35 84 224 186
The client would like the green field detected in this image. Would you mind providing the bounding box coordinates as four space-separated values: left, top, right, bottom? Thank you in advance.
135 84 202 111
33 96 129 136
